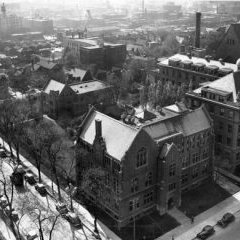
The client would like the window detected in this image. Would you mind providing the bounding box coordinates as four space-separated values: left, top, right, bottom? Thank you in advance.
137 148 147 168
202 148 209 159
113 178 119 194
182 157 189 168
202 162 208 174
227 137 232 146
238 138 240 147
181 173 188 184
131 178 139 193
105 174 110 186
218 121 224 130
169 163 176 177
145 172 153 187
216 134 223 143
192 167 199 179
144 192 154 205
129 198 140 211
228 111 233 119
104 155 111 167
168 183 176 192
228 124 233 133
220 108 225 116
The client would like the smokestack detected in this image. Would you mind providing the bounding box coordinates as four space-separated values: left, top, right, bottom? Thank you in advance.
95 119 102 139
195 12 201 48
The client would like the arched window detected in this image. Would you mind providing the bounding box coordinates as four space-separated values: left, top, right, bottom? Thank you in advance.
137 148 147 168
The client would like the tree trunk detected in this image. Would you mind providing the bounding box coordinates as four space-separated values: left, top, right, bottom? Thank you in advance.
8 142 13 156
54 169 61 200
37 161 42 183
16 145 20 164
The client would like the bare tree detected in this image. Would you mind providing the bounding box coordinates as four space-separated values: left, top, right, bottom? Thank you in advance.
81 167 106 237
30 209 60 240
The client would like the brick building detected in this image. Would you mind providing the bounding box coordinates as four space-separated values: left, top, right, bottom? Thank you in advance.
216 23 240 63
63 37 127 70
158 54 237 89
42 79 112 117
186 70 240 173
77 103 214 227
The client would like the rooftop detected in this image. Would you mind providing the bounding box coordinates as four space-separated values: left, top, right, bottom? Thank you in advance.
159 53 238 72
194 71 240 103
69 81 109 95
80 110 139 161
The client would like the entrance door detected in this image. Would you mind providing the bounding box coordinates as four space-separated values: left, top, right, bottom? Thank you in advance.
168 197 174 209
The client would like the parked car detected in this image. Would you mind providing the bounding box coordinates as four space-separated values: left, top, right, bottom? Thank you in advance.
0 149 7 158
10 165 25 187
4 206 14 215
35 183 47 196
25 173 37 185
197 225 215 239
56 202 69 215
217 212 235 227
64 212 82 228
26 230 38 240
11 210 19 222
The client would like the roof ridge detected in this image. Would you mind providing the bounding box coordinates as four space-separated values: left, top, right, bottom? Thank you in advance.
95 110 140 132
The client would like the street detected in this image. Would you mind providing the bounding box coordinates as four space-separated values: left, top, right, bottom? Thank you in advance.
209 210 240 240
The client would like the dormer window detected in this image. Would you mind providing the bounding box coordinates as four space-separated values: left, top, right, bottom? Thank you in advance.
137 148 147 168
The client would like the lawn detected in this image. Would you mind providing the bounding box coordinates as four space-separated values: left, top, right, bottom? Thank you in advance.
179 180 231 218
84 203 179 240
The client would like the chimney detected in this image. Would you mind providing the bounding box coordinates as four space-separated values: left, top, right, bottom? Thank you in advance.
219 58 224 65
195 12 201 48
95 119 102 139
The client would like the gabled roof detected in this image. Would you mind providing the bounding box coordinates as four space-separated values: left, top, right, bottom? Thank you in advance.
43 79 66 94
194 71 240 103
143 105 212 140
67 68 89 80
79 110 140 161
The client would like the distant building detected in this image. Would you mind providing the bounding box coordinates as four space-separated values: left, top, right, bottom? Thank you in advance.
216 23 240 63
42 79 112 117
186 70 240 173
63 37 127 69
22 18 53 34
0 3 23 38
0 73 9 100
77 103 214 228
158 54 237 89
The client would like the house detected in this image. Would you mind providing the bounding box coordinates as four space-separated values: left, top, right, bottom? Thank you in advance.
65 68 92 83
42 79 112 117
77 103 214 228
216 23 240 63
186 69 240 173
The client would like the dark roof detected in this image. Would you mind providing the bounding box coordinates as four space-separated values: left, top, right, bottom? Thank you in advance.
36 60 57 70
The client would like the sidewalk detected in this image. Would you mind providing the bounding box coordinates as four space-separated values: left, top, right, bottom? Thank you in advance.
1 138 121 240
156 190 240 240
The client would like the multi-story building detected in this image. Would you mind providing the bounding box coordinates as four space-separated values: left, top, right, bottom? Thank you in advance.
0 4 23 38
158 54 237 89
186 69 240 173
42 79 112 117
216 23 240 63
77 103 214 228
63 37 126 69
